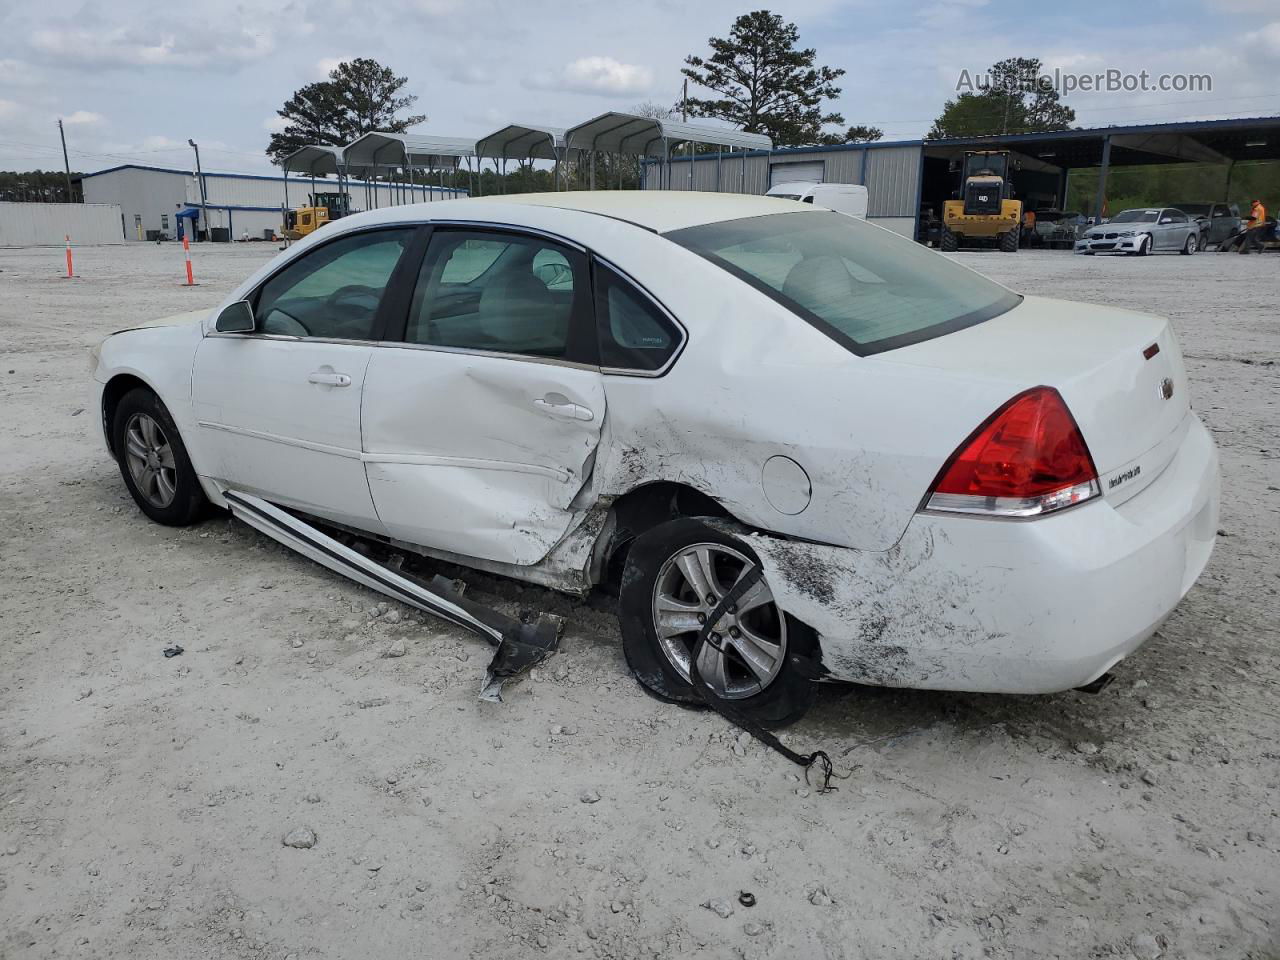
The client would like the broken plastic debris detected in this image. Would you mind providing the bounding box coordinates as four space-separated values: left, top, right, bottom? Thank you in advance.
221 490 563 703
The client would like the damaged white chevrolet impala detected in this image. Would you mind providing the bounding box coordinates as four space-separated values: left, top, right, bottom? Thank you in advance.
91 192 1220 726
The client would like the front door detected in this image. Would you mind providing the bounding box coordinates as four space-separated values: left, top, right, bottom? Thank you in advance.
192 226 417 530
361 227 605 565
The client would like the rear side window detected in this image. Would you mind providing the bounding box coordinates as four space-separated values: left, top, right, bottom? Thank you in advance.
665 212 1020 356
255 228 412 339
405 230 587 360
594 265 681 372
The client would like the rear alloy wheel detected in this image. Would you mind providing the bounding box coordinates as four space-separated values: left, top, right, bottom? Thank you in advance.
1181 233 1197 255
112 387 207 526
618 518 817 728
999 229 1019 252
1136 234 1152 256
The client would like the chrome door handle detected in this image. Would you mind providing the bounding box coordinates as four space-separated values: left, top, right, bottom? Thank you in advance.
308 371 352 387
533 396 594 422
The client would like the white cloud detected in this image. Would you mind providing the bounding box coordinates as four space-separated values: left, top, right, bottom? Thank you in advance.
61 110 103 126
29 19 278 70
315 56 353 77
263 115 289 133
0 99 19 120
1242 21 1280 59
530 56 653 96
919 0 990 28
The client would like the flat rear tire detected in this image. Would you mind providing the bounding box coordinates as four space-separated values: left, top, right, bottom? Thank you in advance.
618 518 818 728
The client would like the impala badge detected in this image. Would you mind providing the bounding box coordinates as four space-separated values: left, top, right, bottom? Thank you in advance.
1159 377 1174 400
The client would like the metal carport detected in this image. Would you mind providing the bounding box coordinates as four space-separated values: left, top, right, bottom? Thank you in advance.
343 132 478 205
474 124 573 191
565 112 772 190
280 145 347 218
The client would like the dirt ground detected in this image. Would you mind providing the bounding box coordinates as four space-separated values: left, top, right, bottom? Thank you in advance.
1 239 1277 960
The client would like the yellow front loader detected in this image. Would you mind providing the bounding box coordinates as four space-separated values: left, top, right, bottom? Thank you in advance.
283 192 351 241
940 151 1023 253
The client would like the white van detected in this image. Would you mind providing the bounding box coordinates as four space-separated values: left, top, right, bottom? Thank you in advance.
765 182 868 219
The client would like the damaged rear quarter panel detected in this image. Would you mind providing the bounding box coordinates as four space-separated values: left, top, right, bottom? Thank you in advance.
587 240 1022 554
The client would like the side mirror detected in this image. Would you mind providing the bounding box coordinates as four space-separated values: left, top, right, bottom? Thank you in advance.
215 300 255 333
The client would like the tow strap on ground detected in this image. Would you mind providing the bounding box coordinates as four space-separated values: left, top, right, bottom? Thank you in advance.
688 563 848 793
223 491 562 701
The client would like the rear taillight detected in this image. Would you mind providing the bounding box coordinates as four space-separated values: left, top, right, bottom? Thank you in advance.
923 386 1100 519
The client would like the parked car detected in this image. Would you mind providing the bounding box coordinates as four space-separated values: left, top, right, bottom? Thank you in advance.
1076 207 1201 255
1169 202 1240 248
91 192 1219 726
765 181 867 218
1029 210 1087 249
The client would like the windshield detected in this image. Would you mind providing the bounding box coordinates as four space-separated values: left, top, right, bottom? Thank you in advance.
1111 209 1161 224
964 154 1007 178
665 211 1021 356
771 193 803 201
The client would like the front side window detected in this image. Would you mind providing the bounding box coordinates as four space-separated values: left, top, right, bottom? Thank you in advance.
666 211 1020 355
595 265 681 372
254 228 412 339
405 230 585 359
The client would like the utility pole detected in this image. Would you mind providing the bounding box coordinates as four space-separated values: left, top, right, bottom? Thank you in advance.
682 78 688 122
188 139 209 241
57 119 74 202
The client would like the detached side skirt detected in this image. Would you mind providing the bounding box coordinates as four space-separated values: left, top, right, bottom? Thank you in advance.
223 491 562 700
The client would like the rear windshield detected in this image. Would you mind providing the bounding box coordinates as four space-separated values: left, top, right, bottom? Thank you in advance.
665 211 1021 355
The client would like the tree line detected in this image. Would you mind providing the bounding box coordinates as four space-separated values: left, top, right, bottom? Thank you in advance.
0 170 82 203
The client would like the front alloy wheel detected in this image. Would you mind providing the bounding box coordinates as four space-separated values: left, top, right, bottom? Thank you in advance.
123 412 178 508
111 387 207 526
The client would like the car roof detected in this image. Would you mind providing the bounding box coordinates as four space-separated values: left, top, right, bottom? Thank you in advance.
472 190 807 233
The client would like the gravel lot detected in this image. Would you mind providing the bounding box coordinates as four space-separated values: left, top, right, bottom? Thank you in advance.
1 239 1277 960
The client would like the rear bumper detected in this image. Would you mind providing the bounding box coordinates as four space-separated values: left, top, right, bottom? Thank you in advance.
749 415 1220 694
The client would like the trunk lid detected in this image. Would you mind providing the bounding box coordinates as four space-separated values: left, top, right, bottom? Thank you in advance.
879 295 1189 506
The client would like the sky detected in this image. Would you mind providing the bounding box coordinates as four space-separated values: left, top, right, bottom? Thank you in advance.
1 0 1278 175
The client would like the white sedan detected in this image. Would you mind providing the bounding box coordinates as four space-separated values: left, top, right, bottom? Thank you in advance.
91 192 1220 726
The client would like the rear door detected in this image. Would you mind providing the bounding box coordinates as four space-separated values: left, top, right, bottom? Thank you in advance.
1159 209 1185 249
361 226 605 566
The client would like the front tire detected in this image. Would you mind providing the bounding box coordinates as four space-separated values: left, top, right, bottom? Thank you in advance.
999 228 1019 252
112 388 207 526
940 227 959 252
618 518 818 728
1136 234 1152 256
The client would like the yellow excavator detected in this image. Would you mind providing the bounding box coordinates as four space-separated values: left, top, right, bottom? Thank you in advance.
941 151 1023 252
283 192 351 240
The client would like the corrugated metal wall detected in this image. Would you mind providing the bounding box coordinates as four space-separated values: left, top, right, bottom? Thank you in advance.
643 143 922 233
0 202 124 246
649 154 769 194
863 146 921 218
